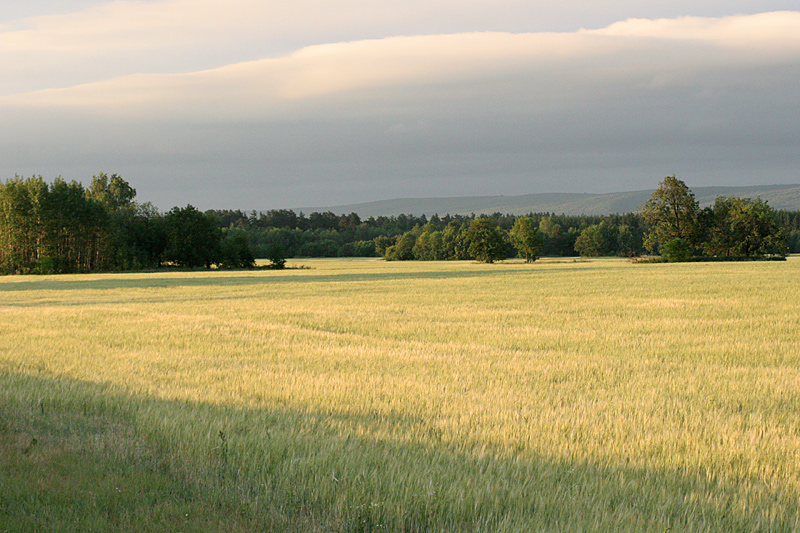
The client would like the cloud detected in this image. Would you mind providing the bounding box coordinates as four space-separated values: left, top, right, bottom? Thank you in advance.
597 11 800 49
5 12 798 114
4 0 797 95
2 11 799 208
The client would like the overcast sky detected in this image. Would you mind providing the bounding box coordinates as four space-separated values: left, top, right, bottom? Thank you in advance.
2 1 799 210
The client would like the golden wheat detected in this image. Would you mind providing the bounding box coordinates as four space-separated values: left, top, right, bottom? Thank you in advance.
2 258 799 530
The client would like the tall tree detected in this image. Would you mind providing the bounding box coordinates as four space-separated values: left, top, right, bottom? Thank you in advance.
575 221 618 257
384 226 420 261
219 230 256 268
43 178 109 272
466 218 507 263
702 196 786 257
87 173 144 270
509 216 542 262
163 205 222 268
641 175 700 252
87 172 136 211
442 221 471 260
616 224 642 257
0 176 48 273
574 224 606 257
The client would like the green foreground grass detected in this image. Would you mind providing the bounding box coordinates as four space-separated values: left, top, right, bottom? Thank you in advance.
1 258 799 531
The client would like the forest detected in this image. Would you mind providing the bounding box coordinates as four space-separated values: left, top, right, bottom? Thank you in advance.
1 174 799 274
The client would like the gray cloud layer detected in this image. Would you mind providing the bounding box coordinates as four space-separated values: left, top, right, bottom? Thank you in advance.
2 5 799 210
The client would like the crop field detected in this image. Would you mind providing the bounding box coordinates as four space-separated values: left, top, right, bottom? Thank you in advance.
2 258 800 531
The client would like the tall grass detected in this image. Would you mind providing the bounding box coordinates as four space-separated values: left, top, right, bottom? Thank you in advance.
2 258 799 530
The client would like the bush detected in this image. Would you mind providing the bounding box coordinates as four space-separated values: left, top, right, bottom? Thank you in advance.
219 231 255 269
661 238 693 262
33 256 58 275
266 245 286 269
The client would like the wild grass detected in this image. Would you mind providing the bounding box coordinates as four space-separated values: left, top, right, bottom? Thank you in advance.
1 258 799 531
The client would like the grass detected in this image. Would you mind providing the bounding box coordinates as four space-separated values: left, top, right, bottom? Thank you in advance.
0 395 275 531
1 257 799 531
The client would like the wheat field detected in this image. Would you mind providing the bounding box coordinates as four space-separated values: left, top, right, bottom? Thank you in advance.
2 258 799 531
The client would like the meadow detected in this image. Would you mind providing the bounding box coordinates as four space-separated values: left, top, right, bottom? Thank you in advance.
1 258 799 531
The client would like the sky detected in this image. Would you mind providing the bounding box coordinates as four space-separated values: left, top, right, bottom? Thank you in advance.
1 1 799 211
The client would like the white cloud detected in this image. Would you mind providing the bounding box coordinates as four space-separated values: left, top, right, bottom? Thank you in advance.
597 11 800 52
3 0 798 96
5 12 798 115
2 10 799 208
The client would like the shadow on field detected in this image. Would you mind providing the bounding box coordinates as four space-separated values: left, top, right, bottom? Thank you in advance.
0 264 619 293
3 370 786 531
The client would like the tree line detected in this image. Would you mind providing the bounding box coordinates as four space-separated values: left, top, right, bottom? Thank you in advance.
2 173 799 274
373 176 795 263
206 209 656 260
0 174 256 274
639 176 791 261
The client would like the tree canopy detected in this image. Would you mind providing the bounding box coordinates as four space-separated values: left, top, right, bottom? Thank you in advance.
0 175 253 274
641 175 700 252
701 196 786 257
2 173 797 274
163 205 222 268
509 216 542 262
641 177 786 260
0 176 108 274
465 218 508 263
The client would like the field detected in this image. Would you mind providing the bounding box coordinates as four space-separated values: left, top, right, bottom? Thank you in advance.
2 258 800 531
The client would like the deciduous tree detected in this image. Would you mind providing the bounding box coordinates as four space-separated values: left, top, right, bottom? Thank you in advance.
163 205 221 268
702 196 786 257
219 230 256 268
641 176 700 253
466 218 507 263
509 216 542 262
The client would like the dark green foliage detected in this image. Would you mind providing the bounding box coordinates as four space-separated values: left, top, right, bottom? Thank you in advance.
373 235 395 257
41 178 110 273
616 224 642 257
443 221 472 260
413 227 447 260
509 216 542 262
0 174 171 274
384 227 420 261
787 229 800 254
338 240 379 257
661 238 693 262
297 235 340 257
465 218 508 263
538 216 580 257
219 231 256 269
3 173 795 273
307 211 340 230
32 255 58 275
248 227 305 259
641 176 700 253
163 205 222 268
266 244 286 269
0 175 109 274
574 222 617 257
701 196 786 257
107 202 168 270
640 178 788 261
377 220 472 261
774 210 800 254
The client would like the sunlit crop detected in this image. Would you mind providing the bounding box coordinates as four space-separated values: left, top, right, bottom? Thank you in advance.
2 258 799 531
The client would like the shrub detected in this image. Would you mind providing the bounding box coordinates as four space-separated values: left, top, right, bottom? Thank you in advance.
266 244 286 269
661 238 693 262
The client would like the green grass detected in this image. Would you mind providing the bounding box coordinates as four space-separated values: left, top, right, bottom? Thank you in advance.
2 258 799 531
0 394 279 531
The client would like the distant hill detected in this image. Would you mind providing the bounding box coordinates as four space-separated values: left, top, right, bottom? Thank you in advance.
298 184 800 217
